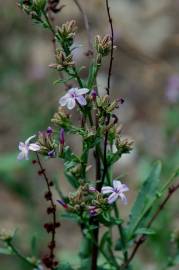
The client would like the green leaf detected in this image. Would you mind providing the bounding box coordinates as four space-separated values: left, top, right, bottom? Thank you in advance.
134 228 156 236
99 213 122 227
60 212 80 223
0 247 12 255
53 76 74 85
31 234 38 256
87 62 98 89
100 231 110 251
56 261 73 270
64 171 80 189
127 161 162 239
79 237 92 260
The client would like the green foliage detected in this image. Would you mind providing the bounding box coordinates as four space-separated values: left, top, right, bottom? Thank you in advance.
127 161 162 239
2 1 179 270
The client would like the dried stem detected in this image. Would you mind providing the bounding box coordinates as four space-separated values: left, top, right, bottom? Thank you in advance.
73 0 93 55
122 182 179 269
35 153 60 270
45 1 71 89
106 0 114 94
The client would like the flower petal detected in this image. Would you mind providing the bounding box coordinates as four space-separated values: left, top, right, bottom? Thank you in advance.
107 192 118 204
69 88 78 95
89 186 97 192
67 97 76 110
18 142 25 151
76 95 87 106
17 151 25 160
101 186 113 194
59 94 69 106
119 193 128 204
113 180 122 190
120 184 129 192
29 143 40 151
25 135 36 145
77 88 89 95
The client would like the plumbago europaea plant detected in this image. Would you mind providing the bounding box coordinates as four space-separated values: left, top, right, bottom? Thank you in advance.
1 1 179 270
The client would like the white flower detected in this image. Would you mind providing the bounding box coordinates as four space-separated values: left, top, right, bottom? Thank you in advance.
59 87 89 110
17 135 40 160
101 180 129 204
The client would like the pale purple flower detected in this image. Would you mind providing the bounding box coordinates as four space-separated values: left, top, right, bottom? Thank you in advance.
17 135 40 160
101 180 129 204
59 87 89 110
166 75 179 103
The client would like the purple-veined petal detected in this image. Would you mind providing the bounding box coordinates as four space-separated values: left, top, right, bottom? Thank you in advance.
77 88 89 95
119 193 128 205
29 143 40 151
18 142 25 151
67 97 76 110
113 180 122 190
22 148 29 160
59 94 69 106
76 95 87 106
101 186 113 194
25 135 36 145
69 88 78 95
17 151 25 160
120 184 129 192
107 192 118 204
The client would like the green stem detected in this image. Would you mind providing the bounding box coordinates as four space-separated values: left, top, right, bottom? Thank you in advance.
114 205 128 265
43 11 56 34
43 11 83 88
8 242 38 268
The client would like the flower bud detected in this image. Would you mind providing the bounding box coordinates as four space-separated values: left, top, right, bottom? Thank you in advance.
95 35 112 56
0 229 14 242
33 0 46 10
91 89 97 101
57 20 77 45
51 107 70 127
59 128 65 145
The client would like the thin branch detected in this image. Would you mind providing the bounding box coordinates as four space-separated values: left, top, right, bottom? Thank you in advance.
45 1 71 89
73 0 93 55
106 0 114 94
122 183 179 269
36 153 60 270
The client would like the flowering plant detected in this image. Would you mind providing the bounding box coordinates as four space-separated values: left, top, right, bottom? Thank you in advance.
1 1 179 270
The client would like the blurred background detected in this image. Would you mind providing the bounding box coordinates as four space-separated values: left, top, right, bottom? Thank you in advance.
0 0 179 269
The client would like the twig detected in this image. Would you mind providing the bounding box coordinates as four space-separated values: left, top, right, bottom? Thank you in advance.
73 0 93 55
122 183 179 269
45 1 71 89
35 153 60 270
106 0 114 94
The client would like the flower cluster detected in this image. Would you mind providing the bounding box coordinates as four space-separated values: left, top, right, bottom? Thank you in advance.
16 7 133 270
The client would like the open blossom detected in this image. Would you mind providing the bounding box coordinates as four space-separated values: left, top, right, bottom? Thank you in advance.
102 180 129 204
17 135 40 160
59 87 89 110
